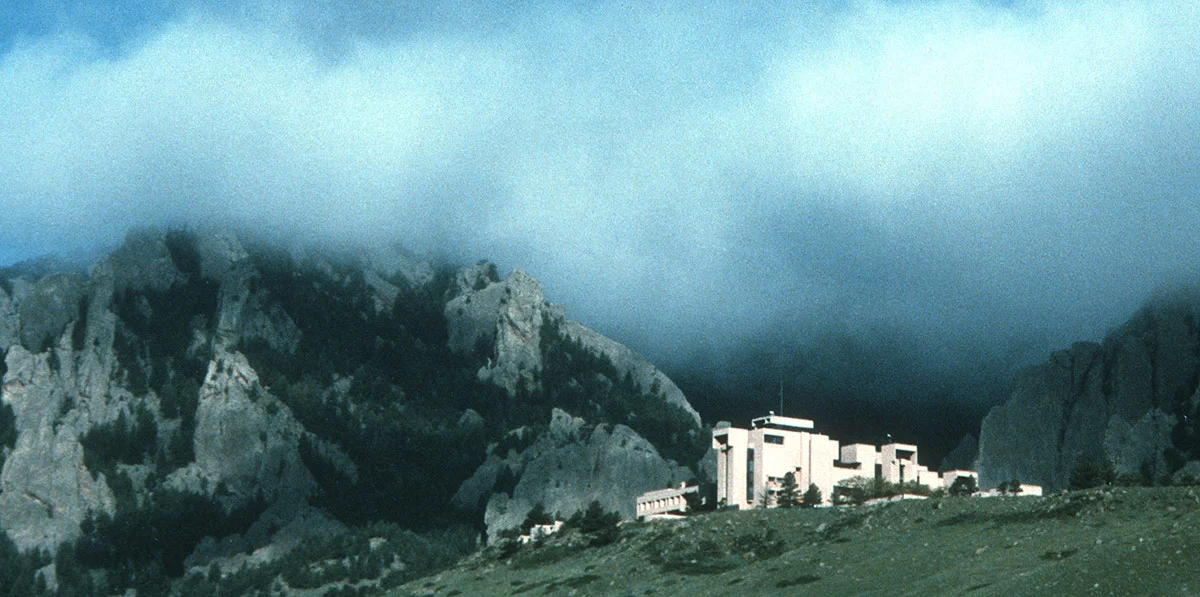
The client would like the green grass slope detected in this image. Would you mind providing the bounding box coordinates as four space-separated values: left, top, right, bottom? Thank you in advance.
395 486 1200 596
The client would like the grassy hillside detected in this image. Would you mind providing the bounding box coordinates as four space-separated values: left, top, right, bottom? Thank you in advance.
396 486 1200 596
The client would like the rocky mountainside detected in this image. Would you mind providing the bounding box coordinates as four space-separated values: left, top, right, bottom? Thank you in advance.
0 228 706 594
977 288 1200 490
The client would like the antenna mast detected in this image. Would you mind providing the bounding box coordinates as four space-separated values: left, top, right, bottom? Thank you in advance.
779 380 784 416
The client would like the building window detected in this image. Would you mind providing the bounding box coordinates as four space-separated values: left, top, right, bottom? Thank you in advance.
746 448 755 503
765 434 784 445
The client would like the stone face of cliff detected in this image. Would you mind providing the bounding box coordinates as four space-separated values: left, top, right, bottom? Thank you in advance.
166 351 313 506
0 345 116 552
455 408 691 543
444 264 701 426
445 269 546 396
0 230 311 553
444 264 706 539
562 321 701 427
0 229 707 594
0 246 164 552
977 293 1200 490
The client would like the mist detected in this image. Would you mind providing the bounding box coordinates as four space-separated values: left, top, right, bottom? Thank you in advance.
3 1 1200 454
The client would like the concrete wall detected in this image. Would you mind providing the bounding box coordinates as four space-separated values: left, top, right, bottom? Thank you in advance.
714 427 749 509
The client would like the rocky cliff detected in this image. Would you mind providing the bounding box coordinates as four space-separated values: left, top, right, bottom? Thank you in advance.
0 228 706 592
443 264 706 538
454 408 691 542
444 266 701 425
977 289 1200 490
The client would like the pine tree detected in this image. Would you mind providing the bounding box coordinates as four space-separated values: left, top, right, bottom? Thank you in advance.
802 483 822 508
777 472 801 508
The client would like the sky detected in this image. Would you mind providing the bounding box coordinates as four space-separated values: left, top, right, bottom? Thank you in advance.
2 0 1200 428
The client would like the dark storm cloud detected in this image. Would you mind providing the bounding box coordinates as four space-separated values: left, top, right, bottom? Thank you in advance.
2 0 1200 392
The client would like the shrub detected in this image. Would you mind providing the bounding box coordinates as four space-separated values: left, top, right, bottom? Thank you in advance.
1071 458 1115 490
948 476 978 497
997 478 1023 495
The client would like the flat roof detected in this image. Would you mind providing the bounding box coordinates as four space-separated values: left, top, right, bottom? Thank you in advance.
751 414 815 431
637 485 698 502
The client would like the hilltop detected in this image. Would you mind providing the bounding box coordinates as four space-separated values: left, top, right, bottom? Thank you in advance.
398 486 1200 596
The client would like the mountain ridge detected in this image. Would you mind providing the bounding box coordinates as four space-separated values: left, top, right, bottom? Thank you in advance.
0 227 706 594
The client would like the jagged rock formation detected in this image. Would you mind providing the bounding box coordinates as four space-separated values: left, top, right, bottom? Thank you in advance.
0 245 160 552
16 272 88 352
0 345 116 552
444 265 701 425
166 351 313 505
108 228 180 293
443 264 706 539
0 287 19 350
0 229 311 553
455 409 691 542
0 228 707 594
978 289 1200 490
445 267 545 396
561 321 701 426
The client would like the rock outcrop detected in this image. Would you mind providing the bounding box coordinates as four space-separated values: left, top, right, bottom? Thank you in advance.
167 351 313 505
455 408 691 542
0 287 22 351
16 272 88 352
562 321 701 426
445 269 547 396
977 291 1200 490
444 264 701 428
0 345 116 552
0 226 705 591
0 253 148 552
107 228 179 293
364 243 435 291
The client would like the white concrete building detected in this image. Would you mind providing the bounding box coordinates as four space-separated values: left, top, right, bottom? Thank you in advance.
636 483 699 519
518 521 564 544
713 412 978 509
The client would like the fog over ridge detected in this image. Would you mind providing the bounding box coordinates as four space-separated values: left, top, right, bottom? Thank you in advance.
3 0 1200 433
